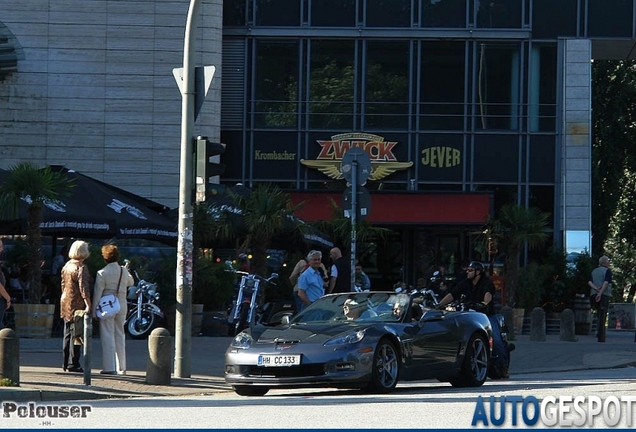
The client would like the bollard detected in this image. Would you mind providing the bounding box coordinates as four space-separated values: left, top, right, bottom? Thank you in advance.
146 327 172 385
0 328 20 385
530 307 546 341
559 308 577 342
83 312 92 386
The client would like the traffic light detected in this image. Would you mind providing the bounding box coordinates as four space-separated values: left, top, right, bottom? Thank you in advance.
195 135 226 203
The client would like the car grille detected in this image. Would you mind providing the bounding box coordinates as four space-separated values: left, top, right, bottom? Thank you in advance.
246 364 326 378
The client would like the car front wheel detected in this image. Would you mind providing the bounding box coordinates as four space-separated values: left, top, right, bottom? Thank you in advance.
366 338 400 393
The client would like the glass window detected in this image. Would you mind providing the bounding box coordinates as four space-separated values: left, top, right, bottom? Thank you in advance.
309 40 355 130
367 0 411 27
473 184 518 215
420 41 465 130
532 0 578 38
421 0 466 28
588 0 633 38
223 0 246 26
254 41 299 128
528 185 555 228
220 131 246 183
472 134 519 183
528 45 557 133
565 230 590 254
311 0 356 27
255 0 300 26
476 0 522 28
475 42 521 131
528 135 556 183
364 41 410 130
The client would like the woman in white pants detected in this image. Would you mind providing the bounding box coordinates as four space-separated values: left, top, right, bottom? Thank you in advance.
93 245 134 375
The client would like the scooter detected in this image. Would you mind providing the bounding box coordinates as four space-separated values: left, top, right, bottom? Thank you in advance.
124 268 164 339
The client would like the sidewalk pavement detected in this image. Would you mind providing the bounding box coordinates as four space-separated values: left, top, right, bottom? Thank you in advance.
3 330 636 402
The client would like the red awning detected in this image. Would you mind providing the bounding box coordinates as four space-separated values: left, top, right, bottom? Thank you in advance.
289 192 491 225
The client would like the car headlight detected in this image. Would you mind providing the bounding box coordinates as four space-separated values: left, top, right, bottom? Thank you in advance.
324 329 366 346
230 332 253 349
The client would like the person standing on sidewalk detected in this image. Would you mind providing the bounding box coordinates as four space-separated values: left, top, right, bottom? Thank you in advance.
588 255 612 342
0 239 12 329
328 247 351 294
60 240 92 373
93 245 134 375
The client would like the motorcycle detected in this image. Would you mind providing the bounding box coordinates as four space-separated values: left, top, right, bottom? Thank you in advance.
443 295 514 379
223 261 292 336
124 268 164 339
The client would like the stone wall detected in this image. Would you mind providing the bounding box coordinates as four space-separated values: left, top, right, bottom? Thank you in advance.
0 0 223 208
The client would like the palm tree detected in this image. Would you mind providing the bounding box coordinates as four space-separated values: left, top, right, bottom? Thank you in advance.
313 197 393 255
202 183 306 277
488 204 550 307
0 163 75 303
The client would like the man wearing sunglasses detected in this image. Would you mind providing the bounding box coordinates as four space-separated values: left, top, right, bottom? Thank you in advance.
437 261 511 378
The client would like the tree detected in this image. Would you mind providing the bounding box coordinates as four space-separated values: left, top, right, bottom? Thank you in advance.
313 198 393 255
0 162 75 303
487 204 549 307
592 61 636 256
201 184 306 277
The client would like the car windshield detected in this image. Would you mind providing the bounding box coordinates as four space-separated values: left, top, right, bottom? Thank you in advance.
291 292 412 324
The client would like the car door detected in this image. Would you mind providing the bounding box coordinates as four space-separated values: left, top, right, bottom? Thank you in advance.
402 309 459 379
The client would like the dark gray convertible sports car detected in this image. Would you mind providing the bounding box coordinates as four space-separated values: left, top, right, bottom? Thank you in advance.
224 291 493 396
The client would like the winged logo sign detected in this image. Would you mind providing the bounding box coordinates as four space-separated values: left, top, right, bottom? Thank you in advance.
300 133 413 181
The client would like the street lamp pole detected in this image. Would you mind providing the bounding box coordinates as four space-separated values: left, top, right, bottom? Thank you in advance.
175 0 202 378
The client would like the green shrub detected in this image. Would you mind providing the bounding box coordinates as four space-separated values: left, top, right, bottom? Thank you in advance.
193 257 237 311
0 377 18 387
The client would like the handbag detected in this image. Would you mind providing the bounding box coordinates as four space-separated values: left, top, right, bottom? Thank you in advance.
96 267 123 319
73 310 85 339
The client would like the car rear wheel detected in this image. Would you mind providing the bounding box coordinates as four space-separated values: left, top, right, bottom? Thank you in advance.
450 333 488 388
366 338 400 393
233 385 269 396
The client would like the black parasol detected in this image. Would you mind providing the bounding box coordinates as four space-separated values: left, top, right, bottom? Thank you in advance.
0 166 177 245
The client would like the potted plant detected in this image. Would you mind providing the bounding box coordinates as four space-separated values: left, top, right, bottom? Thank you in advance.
0 163 74 337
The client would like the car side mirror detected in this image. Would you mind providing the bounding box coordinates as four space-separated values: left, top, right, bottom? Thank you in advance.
281 315 290 325
419 309 444 324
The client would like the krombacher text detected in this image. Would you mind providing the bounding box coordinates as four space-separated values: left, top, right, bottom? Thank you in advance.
254 150 296 160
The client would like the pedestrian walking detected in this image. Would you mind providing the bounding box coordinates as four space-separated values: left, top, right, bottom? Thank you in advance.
588 255 612 342
93 244 134 375
60 240 92 373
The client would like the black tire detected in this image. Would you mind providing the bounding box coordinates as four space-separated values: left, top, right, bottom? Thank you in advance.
126 309 157 339
451 333 489 388
233 385 269 396
365 338 400 393
233 304 250 336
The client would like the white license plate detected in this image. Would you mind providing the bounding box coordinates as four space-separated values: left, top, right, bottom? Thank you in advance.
257 354 301 367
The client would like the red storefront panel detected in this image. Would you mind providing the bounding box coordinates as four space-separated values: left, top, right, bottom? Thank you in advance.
290 192 491 224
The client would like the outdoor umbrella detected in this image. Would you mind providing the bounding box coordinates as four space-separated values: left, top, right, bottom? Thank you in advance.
205 184 333 250
0 166 178 245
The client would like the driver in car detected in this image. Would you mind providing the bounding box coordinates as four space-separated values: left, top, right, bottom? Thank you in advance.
343 299 365 320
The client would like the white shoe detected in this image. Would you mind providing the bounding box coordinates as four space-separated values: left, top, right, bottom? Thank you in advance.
117 370 126 375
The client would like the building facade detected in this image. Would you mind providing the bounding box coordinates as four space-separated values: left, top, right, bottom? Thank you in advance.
218 0 635 286
0 0 634 287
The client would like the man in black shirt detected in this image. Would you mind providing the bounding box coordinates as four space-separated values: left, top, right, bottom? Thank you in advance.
438 261 510 379
438 261 494 314
328 247 351 294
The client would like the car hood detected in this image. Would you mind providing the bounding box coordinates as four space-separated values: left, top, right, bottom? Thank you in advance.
251 322 370 345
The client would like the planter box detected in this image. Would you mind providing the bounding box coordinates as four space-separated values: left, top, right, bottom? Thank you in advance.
13 304 55 338
609 303 636 329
